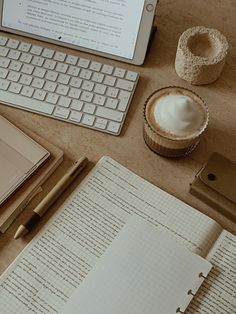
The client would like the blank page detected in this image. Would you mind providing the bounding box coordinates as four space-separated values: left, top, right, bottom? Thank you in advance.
60 216 212 314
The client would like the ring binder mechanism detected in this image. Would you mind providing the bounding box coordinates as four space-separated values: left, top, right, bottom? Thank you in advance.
176 271 209 313
199 272 207 279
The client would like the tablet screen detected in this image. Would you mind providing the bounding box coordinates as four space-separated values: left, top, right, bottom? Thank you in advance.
2 0 145 60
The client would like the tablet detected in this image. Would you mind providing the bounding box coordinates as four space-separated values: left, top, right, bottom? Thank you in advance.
0 0 158 65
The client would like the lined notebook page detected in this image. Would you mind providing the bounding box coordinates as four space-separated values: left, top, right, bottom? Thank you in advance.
187 230 236 313
60 216 212 314
0 157 221 314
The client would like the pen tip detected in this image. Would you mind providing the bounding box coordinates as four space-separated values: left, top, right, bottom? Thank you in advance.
14 225 28 240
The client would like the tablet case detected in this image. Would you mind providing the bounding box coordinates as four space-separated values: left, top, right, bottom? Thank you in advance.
190 152 236 221
0 120 63 233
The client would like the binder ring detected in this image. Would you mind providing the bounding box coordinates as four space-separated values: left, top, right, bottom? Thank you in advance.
188 289 195 296
199 272 207 279
176 307 184 313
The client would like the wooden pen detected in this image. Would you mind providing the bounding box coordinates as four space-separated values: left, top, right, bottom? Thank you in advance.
14 156 88 239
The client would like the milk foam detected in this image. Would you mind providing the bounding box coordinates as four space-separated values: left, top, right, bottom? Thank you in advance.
153 94 203 137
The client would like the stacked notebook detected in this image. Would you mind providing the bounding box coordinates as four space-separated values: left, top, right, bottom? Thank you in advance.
0 115 63 232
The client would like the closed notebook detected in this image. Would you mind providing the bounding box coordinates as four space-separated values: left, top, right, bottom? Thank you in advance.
0 115 50 205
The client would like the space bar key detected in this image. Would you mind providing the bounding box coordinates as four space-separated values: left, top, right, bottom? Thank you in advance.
0 90 54 115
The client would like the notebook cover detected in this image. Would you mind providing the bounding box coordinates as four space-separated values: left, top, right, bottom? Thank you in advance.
0 120 63 233
0 115 50 205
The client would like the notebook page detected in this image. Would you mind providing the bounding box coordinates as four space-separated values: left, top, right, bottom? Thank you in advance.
60 216 212 314
187 230 236 313
0 157 221 314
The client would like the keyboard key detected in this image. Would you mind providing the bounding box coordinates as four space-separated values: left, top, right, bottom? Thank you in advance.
0 36 8 46
33 89 46 101
96 106 124 122
55 62 68 73
8 49 21 60
69 111 82 123
105 98 118 109
33 67 46 78
0 68 8 78
107 121 121 133
113 67 126 78
0 47 9 57
54 51 66 62
81 80 94 91
94 84 106 95
101 64 113 75
32 56 44 66
0 57 10 68
0 78 10 90
6 39 19 49
106 87 119 98
18 42 31 52
89 61 102 72
46 93 59 104
30 45 43 55
53 107 70 119
20 53 32 63
70 77 82 88
9 82 22 94
91 72 104 83
32 78 45 89
19 74 33 86
57 74 70 85
126 71 138 81
44 81 57 92
67 65 80 77
9 60 22 71
94 117 107 130
78 58 90 68
45 70 58 81
58 96 71 108
93 94 105 106
115 78 135 91
21 64 34 75
80 91 93 102
44 59 56 70
118 90 131 111
68 88 81 99
70 100 83 111
65 55 78 65
42 48 54 58
104 75 116 86
21 86 34 97
56 84 69 96
79 69 92 80
7 71 21 82
83 103 96 114
82 114 95 126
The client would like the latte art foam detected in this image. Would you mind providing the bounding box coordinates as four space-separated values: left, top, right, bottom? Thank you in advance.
153 94 203 137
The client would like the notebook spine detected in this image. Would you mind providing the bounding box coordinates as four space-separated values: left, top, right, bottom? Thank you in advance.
175 272 207 313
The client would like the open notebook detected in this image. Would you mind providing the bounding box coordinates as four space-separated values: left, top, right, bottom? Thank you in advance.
0 157 235 313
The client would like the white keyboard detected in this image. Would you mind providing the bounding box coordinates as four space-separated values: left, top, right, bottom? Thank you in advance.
0 36 139 135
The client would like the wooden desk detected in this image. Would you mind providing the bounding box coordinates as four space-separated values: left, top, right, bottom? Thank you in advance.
0 0 236 274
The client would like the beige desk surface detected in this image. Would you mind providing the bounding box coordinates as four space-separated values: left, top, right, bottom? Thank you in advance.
0 0 236 274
